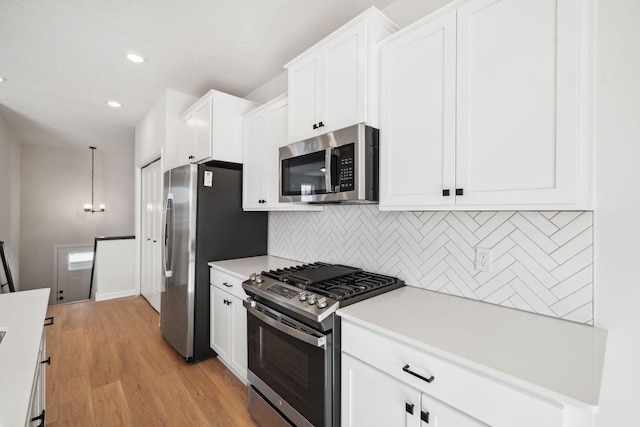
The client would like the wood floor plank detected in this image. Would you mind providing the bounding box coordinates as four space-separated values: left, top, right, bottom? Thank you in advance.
56 375 97 427
92 381 133 427
45 296 257 427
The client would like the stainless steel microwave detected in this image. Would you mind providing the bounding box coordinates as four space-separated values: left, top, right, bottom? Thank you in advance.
279 124 379 204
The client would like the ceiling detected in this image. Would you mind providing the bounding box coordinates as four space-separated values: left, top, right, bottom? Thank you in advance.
0 0 396 155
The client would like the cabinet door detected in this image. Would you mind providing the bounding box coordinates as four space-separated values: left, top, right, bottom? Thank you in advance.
455 0 582 206
288 51 322 142
342 353 421 427
242 112 267 209
380 10 457 210
181 114 197 163
193 100 212 163
228 293 248 381
209 285 230 360
420 392 488 427
264 100 288 208
322 21 366 135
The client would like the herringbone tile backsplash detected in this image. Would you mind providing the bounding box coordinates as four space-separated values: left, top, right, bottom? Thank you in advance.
268 207 594 324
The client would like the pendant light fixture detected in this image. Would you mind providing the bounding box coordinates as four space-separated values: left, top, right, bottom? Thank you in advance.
83 146 105 213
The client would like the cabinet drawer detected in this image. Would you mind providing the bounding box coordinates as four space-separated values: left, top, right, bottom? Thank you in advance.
209 268 247 301
341 320 563 427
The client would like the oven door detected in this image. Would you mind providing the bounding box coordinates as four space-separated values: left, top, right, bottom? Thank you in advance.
245 299 332 427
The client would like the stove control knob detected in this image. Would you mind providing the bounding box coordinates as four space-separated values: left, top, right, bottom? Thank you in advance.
298 292 308 302
317 297 328 309
255 275 263 284
307 295 317 305
249 273 256 282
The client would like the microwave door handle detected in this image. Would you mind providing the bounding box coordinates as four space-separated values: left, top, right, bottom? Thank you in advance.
324 148 333 193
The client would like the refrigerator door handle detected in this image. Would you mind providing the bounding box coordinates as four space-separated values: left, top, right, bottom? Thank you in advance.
163 193 174 278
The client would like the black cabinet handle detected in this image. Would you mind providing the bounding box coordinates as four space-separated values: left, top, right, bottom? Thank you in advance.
318 121 324 127
58 296 64 301
405 402 414 415
421 410 430 423
31 409 45 427
402 364 435 383
188 155 195 159
44 317 54 326
456 188 464 196
41 356 51 365
442 189 450 197
313 123 318 129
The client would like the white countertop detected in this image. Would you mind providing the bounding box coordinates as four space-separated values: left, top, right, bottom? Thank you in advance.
0 288 50 427
337 286 607 408
208 255 302 280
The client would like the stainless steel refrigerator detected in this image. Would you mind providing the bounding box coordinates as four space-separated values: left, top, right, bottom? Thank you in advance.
160 162 267 362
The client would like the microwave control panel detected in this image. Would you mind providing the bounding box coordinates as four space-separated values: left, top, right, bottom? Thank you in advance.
338 143 355 192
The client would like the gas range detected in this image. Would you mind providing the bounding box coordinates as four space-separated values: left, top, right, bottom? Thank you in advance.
242 262 404 329
243 262 404 427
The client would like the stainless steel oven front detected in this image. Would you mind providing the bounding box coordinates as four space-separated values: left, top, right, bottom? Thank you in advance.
244 298 337 427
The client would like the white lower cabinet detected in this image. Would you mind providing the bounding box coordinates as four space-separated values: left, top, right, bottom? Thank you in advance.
27 329 47 427
342 353 485 427
340 320 592 427
209 267 248 382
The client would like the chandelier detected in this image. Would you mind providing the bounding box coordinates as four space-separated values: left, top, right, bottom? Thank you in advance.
83 146 105 213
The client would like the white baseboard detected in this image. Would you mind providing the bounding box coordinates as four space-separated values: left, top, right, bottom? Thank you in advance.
95 289 138 302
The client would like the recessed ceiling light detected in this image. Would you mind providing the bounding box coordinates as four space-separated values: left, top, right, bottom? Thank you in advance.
107 101 121 108
125 52 145 63
0 77 5 82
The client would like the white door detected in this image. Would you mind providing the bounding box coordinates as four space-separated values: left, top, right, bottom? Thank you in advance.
56 245 93 304
141 159 162 312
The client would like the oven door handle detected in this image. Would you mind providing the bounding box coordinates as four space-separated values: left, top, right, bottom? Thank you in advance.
244 300 327 349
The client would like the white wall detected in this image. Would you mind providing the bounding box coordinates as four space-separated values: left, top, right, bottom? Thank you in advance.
94 238 136 301
19 144 134 304
593 0 640 425
0 114 21 288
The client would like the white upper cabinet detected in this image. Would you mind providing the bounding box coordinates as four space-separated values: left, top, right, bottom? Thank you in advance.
180 90 259 165
380 0 593 210
380 10 457 208
242 94 322 211
285 7 398 143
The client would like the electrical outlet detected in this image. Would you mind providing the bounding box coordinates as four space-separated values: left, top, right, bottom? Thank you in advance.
475 247 493 272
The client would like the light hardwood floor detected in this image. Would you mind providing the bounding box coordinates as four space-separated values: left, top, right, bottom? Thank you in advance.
44 296 257 427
